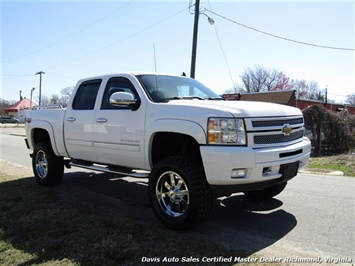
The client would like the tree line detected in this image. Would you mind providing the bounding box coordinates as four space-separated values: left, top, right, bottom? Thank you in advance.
34 86 74 108
226 65 355 104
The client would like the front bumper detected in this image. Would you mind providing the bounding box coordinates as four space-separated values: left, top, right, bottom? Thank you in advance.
200 137 311 189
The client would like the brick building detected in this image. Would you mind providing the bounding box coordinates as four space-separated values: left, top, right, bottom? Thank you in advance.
222 91 355 115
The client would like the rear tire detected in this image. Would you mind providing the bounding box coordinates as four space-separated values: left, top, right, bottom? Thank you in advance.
148 156 213 230
244 182 287 200
32 142 64 186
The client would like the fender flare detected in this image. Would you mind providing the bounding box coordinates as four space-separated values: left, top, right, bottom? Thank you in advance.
29 121 62 157
145 119 206 167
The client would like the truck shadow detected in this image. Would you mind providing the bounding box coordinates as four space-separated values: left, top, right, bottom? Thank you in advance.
0 171 297 265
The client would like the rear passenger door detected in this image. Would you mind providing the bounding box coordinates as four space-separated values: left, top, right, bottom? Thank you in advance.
64 79 101 161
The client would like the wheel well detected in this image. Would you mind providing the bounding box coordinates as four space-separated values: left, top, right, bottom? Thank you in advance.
151 132 202 166
32 128 50 146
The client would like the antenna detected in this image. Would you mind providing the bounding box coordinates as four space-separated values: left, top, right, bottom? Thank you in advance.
153 43 157 73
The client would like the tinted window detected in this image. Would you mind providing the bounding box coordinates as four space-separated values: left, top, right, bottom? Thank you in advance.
72 79 101 110
101 77 139 109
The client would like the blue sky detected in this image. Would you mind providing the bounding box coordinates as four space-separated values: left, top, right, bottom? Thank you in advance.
1 0 354 103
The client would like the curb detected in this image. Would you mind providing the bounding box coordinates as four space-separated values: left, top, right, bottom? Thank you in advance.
299 169 344 176
9 134 26 137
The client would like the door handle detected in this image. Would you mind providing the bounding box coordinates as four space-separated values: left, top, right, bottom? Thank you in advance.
96 117 108 123
67 117 76 122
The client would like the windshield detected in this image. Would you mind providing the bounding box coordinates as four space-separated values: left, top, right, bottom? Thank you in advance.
136 74 222 103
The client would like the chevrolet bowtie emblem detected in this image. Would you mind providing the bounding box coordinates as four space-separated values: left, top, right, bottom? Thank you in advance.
282 124 293 135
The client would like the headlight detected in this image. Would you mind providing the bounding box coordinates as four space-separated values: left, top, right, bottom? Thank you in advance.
208 118 246 145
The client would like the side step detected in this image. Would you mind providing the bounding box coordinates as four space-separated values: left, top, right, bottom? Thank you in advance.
67 160 150 178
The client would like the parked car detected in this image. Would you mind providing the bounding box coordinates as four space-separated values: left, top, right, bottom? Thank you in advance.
0 117 19 124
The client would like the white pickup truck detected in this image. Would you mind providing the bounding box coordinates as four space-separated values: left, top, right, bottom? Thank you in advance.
25 73 311 230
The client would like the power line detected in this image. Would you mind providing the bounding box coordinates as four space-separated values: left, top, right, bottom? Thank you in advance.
206 1 235 87
328 92 350 97
2 6 189 76
1 1 135 63
43 7 189 72
205 8 355 51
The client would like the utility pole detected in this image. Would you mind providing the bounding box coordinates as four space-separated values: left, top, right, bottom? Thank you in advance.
36 71 45 105
190 0 200 79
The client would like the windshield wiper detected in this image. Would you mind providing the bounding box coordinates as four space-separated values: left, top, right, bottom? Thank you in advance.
165 96 205 101
163 96 225 102
207 97 225 100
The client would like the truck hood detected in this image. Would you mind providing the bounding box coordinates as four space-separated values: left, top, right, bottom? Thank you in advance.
167 100 302 117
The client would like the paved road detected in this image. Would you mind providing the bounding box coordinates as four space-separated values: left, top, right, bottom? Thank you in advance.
0 127 31 168
1 126 354 262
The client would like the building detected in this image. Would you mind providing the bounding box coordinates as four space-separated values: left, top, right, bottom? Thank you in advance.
222 90 355 115
4 98 36 122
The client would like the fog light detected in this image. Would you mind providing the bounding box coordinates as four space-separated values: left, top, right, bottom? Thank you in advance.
263 167 272 174
231 168 246 178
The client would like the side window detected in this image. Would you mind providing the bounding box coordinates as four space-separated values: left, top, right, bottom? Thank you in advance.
101 77 139 109
72 79 101 110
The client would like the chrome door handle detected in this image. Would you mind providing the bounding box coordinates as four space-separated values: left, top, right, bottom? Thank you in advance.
96 117 108 123
67 117 76 122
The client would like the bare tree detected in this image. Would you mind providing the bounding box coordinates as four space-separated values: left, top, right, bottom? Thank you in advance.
35 95 51 105
293 80 324 101
271 72 293 91
226 65 328 102
59 86 74 107
239 65 269 92
50 94 60 104
238 65 291 93
33 86 74 108
0 99 13 116
292 79 308 99
308 81 324 101
345 93 355 105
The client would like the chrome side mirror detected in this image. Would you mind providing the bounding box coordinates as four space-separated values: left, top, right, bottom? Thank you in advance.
109 92 137 107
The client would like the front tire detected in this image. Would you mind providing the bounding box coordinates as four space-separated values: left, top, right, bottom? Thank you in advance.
244 182 287 200
148 156 213 230
32 142 64 186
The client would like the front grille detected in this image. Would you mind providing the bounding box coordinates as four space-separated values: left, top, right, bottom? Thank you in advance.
254 131 304 145
252 118 303 128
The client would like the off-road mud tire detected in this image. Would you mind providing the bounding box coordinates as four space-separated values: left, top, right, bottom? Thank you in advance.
148 156 213 230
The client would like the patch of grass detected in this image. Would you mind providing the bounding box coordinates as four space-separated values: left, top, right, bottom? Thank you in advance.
0 172 248 266
308 153 355 177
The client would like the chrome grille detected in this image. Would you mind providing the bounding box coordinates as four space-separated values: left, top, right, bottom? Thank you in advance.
254 131 304 145
252 118 303 128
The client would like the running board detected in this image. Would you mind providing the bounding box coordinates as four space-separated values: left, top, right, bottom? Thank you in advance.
68 161 150 178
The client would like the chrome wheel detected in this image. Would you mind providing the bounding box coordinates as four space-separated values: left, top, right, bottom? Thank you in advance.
155 171 190 217
149 156 213 230
35 149 48 179
32 142 64 186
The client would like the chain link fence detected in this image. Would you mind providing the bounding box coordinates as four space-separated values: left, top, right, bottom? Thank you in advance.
303 105 355 156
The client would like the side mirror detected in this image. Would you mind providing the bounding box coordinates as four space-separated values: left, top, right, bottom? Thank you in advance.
109 92 138 108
